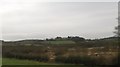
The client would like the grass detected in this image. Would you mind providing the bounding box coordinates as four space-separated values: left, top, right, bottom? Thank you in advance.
2 58 107 67
44 41 76 45
2 65 90 67
2 58 87 67
2 58 52 65
0 58 2 66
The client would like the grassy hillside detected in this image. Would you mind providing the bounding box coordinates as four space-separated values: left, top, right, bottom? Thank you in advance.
43 41 76 45
2 37 119 66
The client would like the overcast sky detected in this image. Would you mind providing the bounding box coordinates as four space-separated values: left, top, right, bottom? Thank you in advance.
0 0 118 41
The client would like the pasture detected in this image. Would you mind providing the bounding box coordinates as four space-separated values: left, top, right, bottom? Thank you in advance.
43 41 76 45
2 58 52 65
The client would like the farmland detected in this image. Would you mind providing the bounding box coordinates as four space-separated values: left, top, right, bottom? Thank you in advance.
2 36 119 66
2 58 52 65
43 41 76 45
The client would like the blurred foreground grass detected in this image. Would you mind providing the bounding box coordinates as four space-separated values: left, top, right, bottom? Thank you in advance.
2 58 53 65
2 58 115 67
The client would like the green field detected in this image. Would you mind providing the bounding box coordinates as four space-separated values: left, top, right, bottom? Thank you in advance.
2 58 89 67
44 41 76 45
2 58 105 67
2 58 53 65
0 58 2 66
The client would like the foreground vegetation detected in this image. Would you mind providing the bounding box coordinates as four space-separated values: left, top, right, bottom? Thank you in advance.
2 36 119 65
2 58 52 65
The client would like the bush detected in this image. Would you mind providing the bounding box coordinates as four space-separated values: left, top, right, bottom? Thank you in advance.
55 55 96 65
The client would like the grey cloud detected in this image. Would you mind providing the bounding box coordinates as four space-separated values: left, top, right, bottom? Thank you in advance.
1 2 118 41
